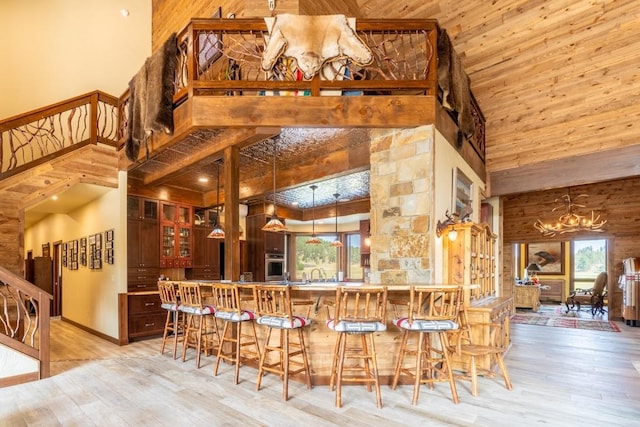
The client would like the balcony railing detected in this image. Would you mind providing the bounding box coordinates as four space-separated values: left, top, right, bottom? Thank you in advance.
118 18 485 162
0 91 119 178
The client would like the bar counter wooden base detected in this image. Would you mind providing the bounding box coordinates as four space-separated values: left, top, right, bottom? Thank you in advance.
121 282 513 385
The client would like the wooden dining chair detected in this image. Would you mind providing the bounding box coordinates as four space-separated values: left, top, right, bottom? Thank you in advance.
253 284 313 401
326 286 388 408
211 282 260 385
391 285 463 405
449 305 512 397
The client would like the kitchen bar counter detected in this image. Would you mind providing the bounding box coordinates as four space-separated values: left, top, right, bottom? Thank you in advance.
157 280 510 385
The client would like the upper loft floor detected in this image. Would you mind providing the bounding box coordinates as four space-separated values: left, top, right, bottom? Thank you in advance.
1 17 485 213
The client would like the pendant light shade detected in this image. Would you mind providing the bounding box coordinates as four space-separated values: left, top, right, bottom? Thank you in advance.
330 193 343 248
262 140 286 232
207 161 225 239
306 185 321 245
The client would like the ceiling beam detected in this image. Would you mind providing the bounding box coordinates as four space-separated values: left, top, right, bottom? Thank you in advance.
489 145 640 196
143 127 280 186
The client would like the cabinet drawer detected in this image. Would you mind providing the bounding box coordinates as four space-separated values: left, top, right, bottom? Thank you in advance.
128 294 163 315
128 313 166 337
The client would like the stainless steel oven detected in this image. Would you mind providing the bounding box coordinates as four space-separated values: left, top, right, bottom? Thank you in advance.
265 254 285 281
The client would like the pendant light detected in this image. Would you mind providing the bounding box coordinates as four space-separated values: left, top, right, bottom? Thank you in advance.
330 193 343 248
262 140 287 232
306 185 321 244
207 161 225 239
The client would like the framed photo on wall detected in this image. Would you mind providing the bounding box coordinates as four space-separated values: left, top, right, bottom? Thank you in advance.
452 168 473 216
526 242 565 275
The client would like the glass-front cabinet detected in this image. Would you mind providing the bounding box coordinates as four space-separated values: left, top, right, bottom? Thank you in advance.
160 202 192 268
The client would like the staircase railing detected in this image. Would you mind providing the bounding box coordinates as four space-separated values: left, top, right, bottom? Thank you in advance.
0 265 52 383
0 91 119 179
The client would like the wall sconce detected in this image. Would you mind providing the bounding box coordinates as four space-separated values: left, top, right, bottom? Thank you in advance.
436 210 458 241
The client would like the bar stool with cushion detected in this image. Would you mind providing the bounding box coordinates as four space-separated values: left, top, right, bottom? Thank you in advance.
211 282 260 384
157 280 183 359
449 305 512 397
391 285 463 405
178 282 219 368
253 284 312 401
326 286 388 409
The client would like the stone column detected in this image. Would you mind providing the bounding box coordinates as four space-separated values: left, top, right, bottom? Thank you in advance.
368 126 434 285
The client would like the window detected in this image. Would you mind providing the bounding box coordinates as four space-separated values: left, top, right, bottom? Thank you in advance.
347 233 363 281
572 239 607 291
293 234 338 281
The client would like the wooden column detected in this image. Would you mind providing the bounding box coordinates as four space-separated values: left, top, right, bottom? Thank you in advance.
223 146 240 281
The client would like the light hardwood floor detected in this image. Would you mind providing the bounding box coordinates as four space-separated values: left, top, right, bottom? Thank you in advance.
1 316 640 426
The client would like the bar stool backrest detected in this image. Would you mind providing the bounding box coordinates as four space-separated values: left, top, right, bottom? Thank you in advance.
254 285 294 321
178 282 204 310
407 285 463 325
158 281 179 309
334 286 387 323
212 282 242 316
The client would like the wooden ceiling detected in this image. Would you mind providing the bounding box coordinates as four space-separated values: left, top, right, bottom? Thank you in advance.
348 0 640 195
145 0 640 206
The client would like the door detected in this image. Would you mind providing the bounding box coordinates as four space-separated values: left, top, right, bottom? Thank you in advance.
53 241 62 316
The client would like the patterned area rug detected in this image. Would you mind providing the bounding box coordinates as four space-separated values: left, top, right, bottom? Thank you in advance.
510 314 620 332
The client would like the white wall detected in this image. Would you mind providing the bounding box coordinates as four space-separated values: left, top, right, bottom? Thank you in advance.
24 173 128 339
0 0 151 119
433 129 487 283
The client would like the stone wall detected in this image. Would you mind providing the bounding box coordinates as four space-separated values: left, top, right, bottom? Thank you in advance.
369 126 434 285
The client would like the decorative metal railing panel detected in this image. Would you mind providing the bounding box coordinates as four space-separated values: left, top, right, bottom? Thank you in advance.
0 91 118 176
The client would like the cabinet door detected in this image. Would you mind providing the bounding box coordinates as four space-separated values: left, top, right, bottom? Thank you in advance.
128 196 158 220
265 231 285 254
139 220 160 267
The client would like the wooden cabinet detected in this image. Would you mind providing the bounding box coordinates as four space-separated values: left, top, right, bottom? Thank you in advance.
187 222 221 280
160 202 192 268
119 292 165 342
443 222 510 372
360 219 370 267
443 222 496 302
265 231 285 254
127 196 159 292
514 285 541 310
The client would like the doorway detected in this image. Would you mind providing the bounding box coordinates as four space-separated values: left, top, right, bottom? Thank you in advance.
52 241 63 316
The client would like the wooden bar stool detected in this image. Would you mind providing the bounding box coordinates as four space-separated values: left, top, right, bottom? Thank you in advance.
157 280 183 359
326 286 388 408
253 284 312 401
211 282 260 385
178 282 219 368
391 285 463 405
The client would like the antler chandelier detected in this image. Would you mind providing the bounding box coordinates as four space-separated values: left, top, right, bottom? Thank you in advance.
533 193 607 237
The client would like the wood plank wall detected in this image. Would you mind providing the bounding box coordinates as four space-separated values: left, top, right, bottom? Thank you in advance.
0 201 23 276
502 176 640 320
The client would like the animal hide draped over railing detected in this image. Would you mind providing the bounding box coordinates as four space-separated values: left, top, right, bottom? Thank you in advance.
437 28 474 141
261 14 374 80
125 33 177 162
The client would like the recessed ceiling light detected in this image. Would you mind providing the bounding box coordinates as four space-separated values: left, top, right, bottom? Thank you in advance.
291 201 299 206
198 177 209 183
121 9 130 17
51 195 58 201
